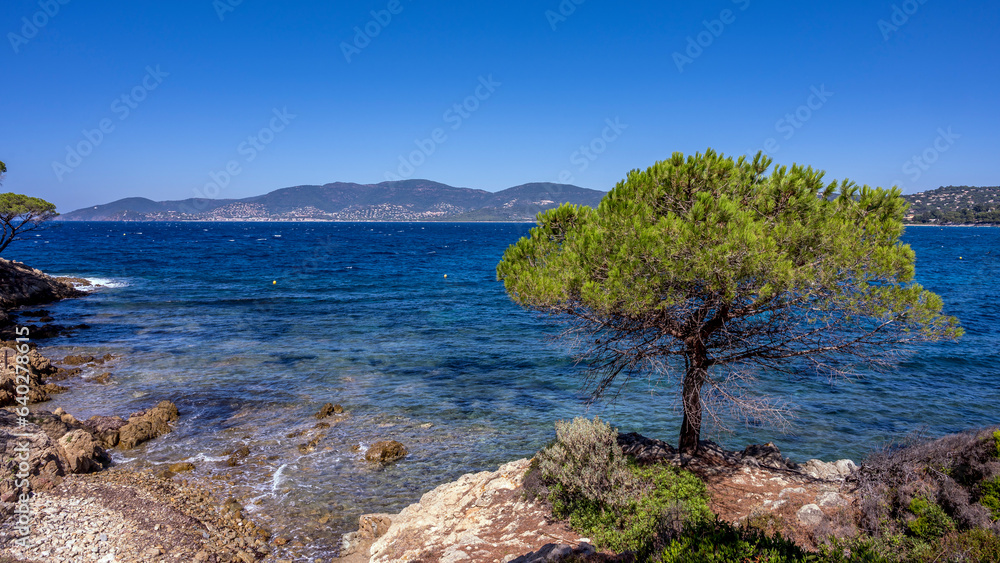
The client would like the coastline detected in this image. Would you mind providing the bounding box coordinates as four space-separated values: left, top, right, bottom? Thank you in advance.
0 262 274 562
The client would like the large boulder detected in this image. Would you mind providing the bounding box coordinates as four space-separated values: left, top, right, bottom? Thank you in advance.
118 400 180 449
83 414 129 448
58 429 109 473
0 410 109 502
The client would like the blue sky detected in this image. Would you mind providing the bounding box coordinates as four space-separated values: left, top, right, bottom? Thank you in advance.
1 0 998 212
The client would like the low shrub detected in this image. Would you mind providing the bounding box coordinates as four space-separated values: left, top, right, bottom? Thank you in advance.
978 476 1000 521
656 520 814 563
535 417 712 557
907 497 955 540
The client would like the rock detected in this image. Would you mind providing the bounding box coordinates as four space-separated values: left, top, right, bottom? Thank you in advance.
117 400 180 449
365 441 408 464
0 345 61 407
0 410 68 500
227 445 251 467
315 403 334 419
800 458 856 481
83 415 128 448
366 459 590 563
62 354 96 366
617 432 677 463
57 429 109 473
334 404 344 414
0 258 84 319
169 462 196 473
834 459 857 476
510 543 588 562
797 504 825 527
817 491 849 508
741 443 797 470
92 372 113 384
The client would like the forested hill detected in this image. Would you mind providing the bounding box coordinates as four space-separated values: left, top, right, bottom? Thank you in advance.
58 181 606 222
903 186 1000 224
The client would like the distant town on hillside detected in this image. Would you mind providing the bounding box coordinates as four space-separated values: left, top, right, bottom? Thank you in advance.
56 181 1000 225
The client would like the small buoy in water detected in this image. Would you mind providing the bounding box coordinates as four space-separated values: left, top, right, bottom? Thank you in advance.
959 257 963 260
443 274 448 278
273 280 277 285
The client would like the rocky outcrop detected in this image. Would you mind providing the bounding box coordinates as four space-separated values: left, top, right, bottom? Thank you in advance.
58 428 109 473
0 258 84 323
345 459 592 563
0 343 72 407
0 409 108 502
799 458 858 481
117 400 180 449
84 414 129 448
341 437 860 561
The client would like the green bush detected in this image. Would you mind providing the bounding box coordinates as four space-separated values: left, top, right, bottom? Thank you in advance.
656 520 815 563
993 430 1000 459
907 497 955 541
536 417 712 557
979 476 1000 521
937 528 1000 563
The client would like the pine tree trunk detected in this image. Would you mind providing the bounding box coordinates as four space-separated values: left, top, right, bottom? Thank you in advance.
679 344 709 456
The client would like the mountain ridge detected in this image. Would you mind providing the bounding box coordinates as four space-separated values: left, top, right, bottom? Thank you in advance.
57 180 607 222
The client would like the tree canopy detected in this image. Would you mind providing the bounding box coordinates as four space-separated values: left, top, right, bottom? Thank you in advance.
0 163 59 255
497 149 961 455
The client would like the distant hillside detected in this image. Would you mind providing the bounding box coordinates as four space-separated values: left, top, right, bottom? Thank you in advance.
58 181 607 222
903 186 1000 224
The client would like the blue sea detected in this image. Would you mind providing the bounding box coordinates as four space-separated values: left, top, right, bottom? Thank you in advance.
6 222 998 559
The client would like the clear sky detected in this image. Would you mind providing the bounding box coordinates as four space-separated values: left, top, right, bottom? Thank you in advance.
1 0 998 212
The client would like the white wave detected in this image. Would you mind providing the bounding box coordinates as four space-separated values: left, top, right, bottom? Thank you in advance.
74 277 131 291
271 463 289 494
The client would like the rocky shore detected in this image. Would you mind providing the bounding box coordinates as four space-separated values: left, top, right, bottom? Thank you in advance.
0 258 85 337
338 436 860 562
0 381 271 563
0 261 274 563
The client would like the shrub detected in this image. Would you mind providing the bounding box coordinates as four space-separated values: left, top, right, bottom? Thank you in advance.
936 528 1000 562
907 497 955 540
538 416 646 510
857 428 1000 538
536 417 712 557
979 477 1000 521
656 520 814 563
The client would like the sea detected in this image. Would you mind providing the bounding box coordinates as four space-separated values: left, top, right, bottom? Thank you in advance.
5 222 998 559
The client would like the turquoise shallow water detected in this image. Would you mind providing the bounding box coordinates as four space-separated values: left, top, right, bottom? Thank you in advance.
6 222 998 558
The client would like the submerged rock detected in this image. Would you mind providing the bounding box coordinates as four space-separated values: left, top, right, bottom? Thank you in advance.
227 444 251 467
364 441 408 464
315 402 346 420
